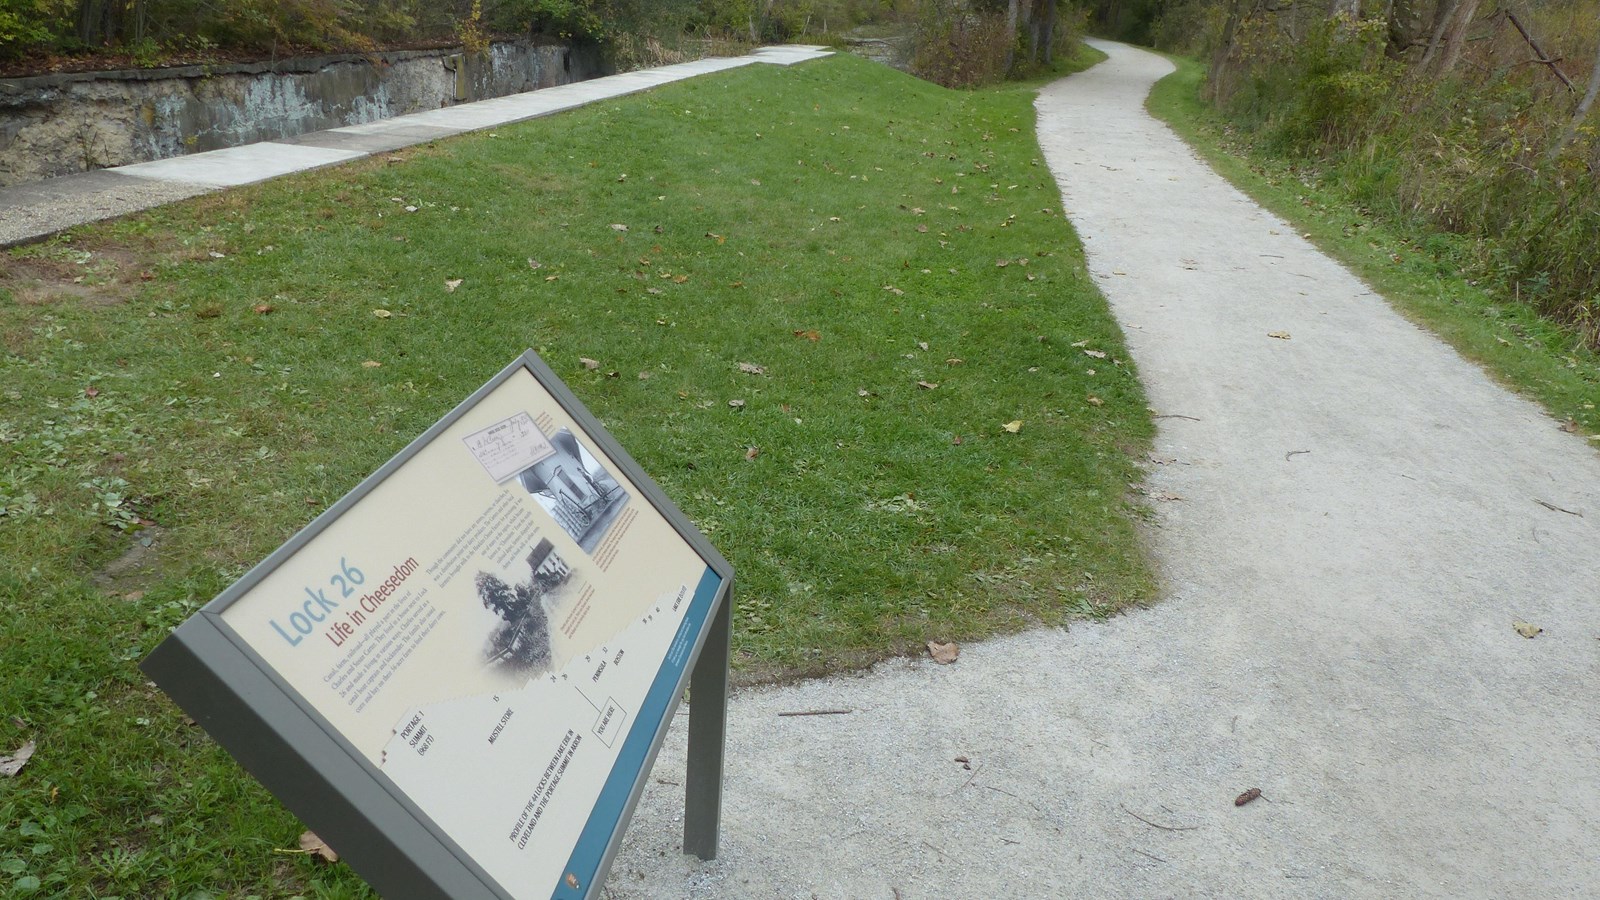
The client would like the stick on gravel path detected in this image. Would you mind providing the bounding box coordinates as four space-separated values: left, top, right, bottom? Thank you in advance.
603 40 1600 898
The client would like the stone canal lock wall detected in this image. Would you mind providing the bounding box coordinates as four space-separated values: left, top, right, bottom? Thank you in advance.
0 40 603 187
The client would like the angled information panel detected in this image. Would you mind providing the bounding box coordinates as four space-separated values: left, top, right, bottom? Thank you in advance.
143 351 733 899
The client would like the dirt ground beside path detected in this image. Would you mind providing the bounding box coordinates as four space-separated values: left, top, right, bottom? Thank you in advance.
602 41 1600 898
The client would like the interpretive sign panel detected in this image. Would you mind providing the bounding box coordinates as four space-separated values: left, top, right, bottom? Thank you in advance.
142 351 733 900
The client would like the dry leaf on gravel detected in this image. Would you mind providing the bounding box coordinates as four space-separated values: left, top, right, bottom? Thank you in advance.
298 831 339 863
1268 331 1292 340
1235 788 1262 806
927 641 960 664
0 740 35 777
1513 621 1543 638
1559 419 1581 434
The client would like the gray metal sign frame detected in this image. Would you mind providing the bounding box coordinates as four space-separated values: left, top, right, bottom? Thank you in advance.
142 350 732 899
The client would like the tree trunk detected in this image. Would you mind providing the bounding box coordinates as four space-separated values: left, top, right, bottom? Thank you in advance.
1041 0 1058 65
1435 0 1482 75
1207 0 1250 103
1552 33 1600 158
1005 0 1021 72
1419 0 1458 68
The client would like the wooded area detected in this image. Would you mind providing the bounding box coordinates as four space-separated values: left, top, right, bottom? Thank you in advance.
1101 0 1600 346
0 0 911 65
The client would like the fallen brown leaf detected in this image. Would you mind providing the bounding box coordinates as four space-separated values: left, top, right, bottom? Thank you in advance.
444 279 462 293
1234 788 1262 806
0 739 35 777
1560 419 1581 434
745 446 759 460
84 385 99 399
794 329 821 342
1087 396 1104 407
360 360 381 368
298 830 339 863
917 381 939 390
927 641 960 664
728 399 746 409
737 362 767 375
1083 349 1107 359
609 223 629 232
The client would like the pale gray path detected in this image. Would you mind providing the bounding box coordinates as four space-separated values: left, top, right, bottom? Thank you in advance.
0 45 828 246
604 40 1600 898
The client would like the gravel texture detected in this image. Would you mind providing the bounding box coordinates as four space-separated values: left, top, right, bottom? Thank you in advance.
0 172 211 246
601 40 1600 899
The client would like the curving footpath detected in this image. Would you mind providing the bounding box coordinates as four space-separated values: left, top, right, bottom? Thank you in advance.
605 40 1600 897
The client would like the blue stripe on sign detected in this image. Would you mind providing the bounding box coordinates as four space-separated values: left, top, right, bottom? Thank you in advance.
549 566 722 899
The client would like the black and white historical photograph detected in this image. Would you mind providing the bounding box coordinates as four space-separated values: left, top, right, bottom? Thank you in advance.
516 428 629 554
475 537 573 674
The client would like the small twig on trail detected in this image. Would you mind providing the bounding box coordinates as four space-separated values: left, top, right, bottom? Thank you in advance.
985 784 1020 799
1120 803 1202 832
1285 450 1310 461
1001 837 1022 846
1132 848 1168 864
1154 414 1202 421
1259 253 1286 259
921 839 948 857
1231 715 1239 733
1534 499 1583 517
272 848 313 856
777 708 854 717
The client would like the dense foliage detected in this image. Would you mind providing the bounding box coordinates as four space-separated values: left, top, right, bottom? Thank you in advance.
1109 0 1600 346
0 0 907 64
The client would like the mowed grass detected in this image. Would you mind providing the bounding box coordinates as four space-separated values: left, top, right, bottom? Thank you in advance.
0 53 1151 895
1147 57 1600 438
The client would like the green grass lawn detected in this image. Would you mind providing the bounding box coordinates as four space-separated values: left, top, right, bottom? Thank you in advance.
0 53 1151 896
1146 56 1600 439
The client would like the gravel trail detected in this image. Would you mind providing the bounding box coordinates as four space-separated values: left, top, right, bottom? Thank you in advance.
605 40 1600 898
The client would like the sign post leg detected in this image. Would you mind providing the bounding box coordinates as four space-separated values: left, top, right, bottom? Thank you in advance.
683 585 731 860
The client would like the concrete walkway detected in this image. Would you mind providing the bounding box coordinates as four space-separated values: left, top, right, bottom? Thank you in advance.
601 40 1600 898
0 45 829 246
